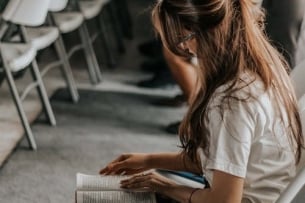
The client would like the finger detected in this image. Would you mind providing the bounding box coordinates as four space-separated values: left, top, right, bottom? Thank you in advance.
115 168 146 175
110 154 129 164
124 177 161 193
99 166 112 174
121 177 154 191
105 168 143 176
121 173 164 193
121 173 150 185
101 166 119 175
105 161 131 175
100 165 117 174
99 154 130 174
109 160 146 175
123 168 147 175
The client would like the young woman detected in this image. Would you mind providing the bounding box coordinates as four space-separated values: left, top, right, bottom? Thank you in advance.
100 0 304 202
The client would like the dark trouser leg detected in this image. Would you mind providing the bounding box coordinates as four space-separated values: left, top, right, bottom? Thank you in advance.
155 194 178 203
262 0 305 68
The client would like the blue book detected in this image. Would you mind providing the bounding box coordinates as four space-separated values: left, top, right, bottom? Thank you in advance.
157 169 209 188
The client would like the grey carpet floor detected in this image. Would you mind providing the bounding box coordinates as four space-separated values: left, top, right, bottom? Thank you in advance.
0 88 184 203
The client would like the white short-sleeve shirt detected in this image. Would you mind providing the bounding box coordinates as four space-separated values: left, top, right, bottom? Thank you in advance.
198 74 296 203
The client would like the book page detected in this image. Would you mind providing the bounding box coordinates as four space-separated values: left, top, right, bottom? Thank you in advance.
76 191 156 203
77 173 130 191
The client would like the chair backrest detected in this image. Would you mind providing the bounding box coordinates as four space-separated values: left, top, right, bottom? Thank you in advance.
290 60 305 100
48 0 69 12
2 0 50 26
276 95 305 203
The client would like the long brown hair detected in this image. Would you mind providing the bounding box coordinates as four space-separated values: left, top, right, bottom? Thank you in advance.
152 0 304 164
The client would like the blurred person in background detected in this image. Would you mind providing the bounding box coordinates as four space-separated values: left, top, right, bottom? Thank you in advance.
262 0 305 68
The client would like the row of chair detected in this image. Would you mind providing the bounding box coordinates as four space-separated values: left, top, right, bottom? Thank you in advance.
0 0 132 150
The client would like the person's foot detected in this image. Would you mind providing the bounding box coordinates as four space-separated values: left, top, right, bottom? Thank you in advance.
165 121 181 134
152 94 187 107
138 39 162 58
137 70 176 89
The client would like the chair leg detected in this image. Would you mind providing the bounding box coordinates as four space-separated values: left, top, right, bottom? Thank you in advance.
30 60 56 126
3 65 37 150
106 3 126 53
78 24 102 84
97 13 116 67
54 36 80 103
81 24 103 83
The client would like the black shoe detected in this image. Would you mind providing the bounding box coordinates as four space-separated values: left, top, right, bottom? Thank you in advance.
165 121 181 134
0 71 4 87
152 94 187 107
137 70 176 89
138 39 162 58
140 57 167 73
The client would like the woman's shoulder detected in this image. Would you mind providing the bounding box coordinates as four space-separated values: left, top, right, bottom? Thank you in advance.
211 71 267 108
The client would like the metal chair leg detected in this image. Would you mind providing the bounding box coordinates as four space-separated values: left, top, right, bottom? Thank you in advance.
79 24 102 83
97 13 116 67
54 36 80 103
3 64 37 150
30 60 56 126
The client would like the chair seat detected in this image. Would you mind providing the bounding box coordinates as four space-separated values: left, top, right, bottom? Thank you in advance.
52 12 84 33
79 1 103 20
0 43 36 72
25 27 59 50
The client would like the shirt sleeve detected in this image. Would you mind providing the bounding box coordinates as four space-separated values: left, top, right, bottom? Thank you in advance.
199 94 256 180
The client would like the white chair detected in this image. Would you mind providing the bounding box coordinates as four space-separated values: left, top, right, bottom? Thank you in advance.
49 0 102 84
276 95 305 203
0 0 55 150
10 3 80 103
290 60 305 99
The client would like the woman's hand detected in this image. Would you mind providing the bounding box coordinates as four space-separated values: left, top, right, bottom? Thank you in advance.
99 153 151 175
120 171 178 194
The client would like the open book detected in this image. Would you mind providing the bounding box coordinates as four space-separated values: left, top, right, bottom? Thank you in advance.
76 173 157 203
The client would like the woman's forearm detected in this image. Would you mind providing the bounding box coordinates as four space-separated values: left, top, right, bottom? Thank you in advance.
162 170 244 203
146 152 202 174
